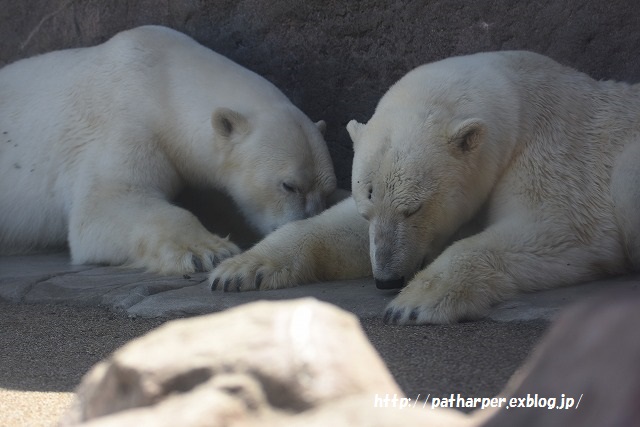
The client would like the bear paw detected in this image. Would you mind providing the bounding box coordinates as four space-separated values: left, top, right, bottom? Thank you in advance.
382 278 491 325
134 233 241 275
209 249 309 292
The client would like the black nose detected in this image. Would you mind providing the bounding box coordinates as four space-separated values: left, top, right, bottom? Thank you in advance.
375 277 405 290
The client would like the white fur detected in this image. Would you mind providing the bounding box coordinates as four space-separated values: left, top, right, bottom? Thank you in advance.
0 26 336 274
209 51 640 324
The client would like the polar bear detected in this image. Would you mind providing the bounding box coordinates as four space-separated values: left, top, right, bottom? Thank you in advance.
0 26 337 274
208 51 640 324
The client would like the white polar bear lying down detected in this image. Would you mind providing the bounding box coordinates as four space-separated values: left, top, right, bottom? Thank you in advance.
0 26 337 274
209 50 640 324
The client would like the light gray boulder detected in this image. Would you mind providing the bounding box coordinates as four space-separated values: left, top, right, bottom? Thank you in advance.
60 298 473 427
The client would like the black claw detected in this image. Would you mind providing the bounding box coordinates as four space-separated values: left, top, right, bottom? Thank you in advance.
409 308 419 322
210 278 220 291
392 310 402 324
192 255 204 272
234 277 242 292
383 308 393 324
254 272 263 290
223 278 232 292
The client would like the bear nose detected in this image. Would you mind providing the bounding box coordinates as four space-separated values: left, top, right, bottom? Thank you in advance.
375 277 406 290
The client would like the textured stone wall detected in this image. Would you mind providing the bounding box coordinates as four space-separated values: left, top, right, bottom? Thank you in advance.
2 0 639 188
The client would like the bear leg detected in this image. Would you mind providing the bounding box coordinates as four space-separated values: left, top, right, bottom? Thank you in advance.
383 224 614 324
209 197 371 291
611 140 640 270
69 190 240 274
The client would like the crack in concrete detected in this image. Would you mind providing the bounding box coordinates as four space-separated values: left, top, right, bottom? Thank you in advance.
9 273 57 302
20 0 76 51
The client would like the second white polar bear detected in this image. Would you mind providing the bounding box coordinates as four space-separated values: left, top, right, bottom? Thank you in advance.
209 51 640 324
0 26 336 274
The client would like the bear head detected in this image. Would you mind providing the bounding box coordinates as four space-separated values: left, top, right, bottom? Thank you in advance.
348 55 519 287
211 104 337 235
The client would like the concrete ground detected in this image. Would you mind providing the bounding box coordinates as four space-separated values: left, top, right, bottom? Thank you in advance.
1 252 639 426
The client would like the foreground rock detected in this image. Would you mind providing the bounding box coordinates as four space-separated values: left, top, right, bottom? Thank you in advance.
484 291 640 427
60 298 472 427
60 291 640 426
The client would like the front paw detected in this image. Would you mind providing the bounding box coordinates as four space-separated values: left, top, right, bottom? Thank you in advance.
209 248 309 292
135 233 241 275
383 274 491 325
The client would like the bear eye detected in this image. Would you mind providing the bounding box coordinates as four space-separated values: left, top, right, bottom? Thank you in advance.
282 182 299 194
404 204 422 218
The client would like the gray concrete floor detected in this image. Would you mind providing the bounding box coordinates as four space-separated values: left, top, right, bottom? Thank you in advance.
1 251 638 408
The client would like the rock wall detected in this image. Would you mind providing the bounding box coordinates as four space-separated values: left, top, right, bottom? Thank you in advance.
2 0 639 188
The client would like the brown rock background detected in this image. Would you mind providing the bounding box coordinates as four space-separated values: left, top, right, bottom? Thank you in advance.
2 0 639 189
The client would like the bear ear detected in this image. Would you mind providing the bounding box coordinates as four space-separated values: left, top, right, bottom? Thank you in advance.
346 120 365 144
315 120 327 136
449 119 486 153
211 108 250 139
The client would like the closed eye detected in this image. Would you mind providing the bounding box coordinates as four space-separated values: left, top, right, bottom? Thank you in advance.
403 204 422 218
281 182 300 194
